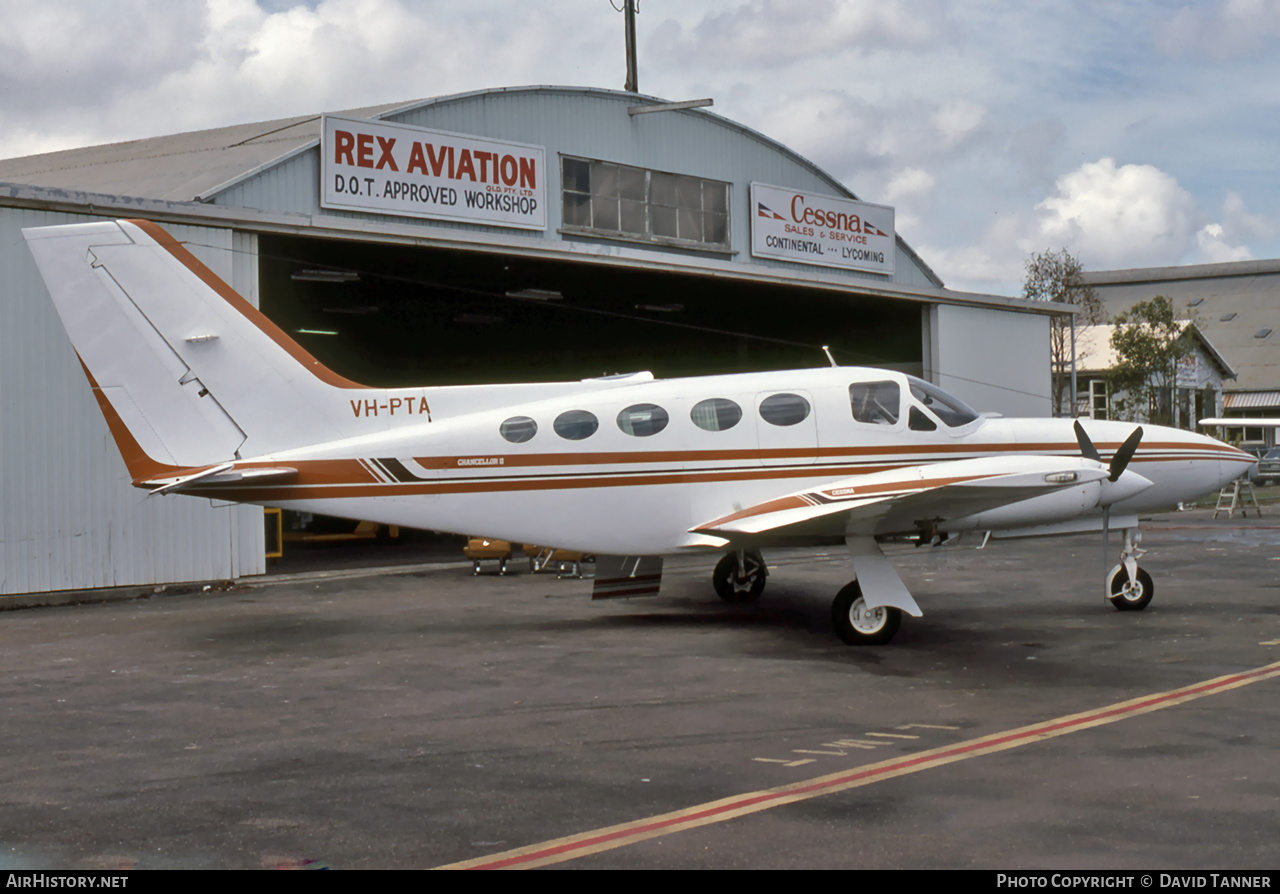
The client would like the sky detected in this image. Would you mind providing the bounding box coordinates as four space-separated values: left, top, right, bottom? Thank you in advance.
2 0 1278 296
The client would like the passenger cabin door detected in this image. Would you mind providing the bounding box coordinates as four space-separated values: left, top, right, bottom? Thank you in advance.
754 389 819 467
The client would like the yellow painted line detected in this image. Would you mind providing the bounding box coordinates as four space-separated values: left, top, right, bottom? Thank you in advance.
897 723 960 730
434 659 1280 870
1261 640 1280 646
864 732 919 739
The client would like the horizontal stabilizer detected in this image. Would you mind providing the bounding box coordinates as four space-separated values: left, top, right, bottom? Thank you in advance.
144 465 299 494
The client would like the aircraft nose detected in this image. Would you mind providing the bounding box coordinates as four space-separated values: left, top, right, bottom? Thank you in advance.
1202 434 1254 491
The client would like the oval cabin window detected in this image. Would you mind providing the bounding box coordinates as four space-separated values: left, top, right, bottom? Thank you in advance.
759 393 811 427
617 403 670 437
554 409 599 440
690 398 742 432
499 416 538 443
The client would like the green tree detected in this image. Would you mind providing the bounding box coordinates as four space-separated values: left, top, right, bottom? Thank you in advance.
1022 248 1102 416
1108 295 1190 425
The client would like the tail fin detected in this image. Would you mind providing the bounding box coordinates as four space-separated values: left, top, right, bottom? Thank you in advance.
24 219 372 473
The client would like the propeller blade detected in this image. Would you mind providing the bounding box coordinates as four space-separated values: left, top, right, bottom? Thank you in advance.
1074 420 1102 463
1109 426 1144 482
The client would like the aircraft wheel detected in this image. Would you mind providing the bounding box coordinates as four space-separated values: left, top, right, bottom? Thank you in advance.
713 550 766 604
1107 565 1154 611
832 581 901 645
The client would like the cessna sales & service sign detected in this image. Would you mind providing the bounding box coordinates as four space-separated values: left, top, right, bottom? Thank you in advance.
321 115 547 230
750 183 894 275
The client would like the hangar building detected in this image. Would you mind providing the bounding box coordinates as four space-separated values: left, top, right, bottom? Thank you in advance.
0 86 1062 596
1082 261 1280 448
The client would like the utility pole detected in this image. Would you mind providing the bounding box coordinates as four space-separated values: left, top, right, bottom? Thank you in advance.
623 0 638 93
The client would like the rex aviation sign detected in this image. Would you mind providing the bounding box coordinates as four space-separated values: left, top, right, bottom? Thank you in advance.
750 183 894 276
321 115 547 230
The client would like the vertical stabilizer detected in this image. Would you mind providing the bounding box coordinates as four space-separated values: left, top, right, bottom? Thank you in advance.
24 219 369 471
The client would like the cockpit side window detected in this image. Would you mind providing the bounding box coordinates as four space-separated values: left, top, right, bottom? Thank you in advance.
849 381 900 425
908 406 937 432
906 377 979 427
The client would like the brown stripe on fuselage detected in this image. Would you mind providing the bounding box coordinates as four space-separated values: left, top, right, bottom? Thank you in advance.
419 440 1249 471
178 439 1251 503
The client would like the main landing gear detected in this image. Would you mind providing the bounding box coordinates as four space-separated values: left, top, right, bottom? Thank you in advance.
712 549 767 603
1107 527 1154 611
711 542 913 645
831 581 902 645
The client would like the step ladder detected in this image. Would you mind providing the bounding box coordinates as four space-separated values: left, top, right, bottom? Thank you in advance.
1213 477 1262 519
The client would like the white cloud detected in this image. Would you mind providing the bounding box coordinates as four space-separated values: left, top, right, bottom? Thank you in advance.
1195 223 1252 262
0 0 622 159
649 0 938 72
931 100 986 149
882 167 935 234
1155 0 1280 59
1035 158 1196 269
1221 190 1273 242
918 211 1038 293
885 167 935 202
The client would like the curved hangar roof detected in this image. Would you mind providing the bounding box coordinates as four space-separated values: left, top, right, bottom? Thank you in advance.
0 86 956 295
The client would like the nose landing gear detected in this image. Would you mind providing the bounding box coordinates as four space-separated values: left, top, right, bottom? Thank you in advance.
1106 527 1153 611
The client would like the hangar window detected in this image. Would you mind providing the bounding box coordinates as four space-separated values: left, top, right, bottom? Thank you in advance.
691 398 743 431
617 403 670 437
500 416 538 443
759 393 811 426
561 156 730 252
849 381 900 425
554 409 599 440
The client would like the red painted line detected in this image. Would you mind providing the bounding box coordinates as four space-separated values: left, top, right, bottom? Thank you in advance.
439 659 1280 869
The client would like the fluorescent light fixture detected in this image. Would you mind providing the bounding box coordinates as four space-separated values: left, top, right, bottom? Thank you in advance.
291 269 360 283
506 289 563 301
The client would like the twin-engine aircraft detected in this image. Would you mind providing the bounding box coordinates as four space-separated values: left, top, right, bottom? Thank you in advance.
24 220 1254 644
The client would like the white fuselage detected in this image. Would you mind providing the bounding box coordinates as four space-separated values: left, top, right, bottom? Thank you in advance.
212 367 1253 554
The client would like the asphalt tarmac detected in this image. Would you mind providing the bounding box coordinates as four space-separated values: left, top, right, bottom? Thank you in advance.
2 510 1278 870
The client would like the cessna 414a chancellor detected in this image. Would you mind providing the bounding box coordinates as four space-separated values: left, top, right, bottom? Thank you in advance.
24 220 1255 644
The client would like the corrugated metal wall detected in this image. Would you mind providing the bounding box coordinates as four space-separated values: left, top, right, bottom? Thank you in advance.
1 209 264 595
215 88 938 289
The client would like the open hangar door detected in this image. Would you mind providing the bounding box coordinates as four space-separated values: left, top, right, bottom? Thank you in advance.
254 232 923 565
257 234 923 386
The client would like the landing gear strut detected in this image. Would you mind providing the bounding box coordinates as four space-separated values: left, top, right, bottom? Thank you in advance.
1107 528 1153 611
713 549 767 603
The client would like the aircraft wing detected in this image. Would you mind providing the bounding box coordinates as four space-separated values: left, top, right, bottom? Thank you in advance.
691 455 1113 540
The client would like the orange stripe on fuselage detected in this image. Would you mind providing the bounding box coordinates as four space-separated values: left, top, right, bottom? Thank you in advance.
172 441 1253 503
419 440 1250 471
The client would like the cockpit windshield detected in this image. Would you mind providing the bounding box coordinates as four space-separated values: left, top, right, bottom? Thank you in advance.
905 376 980 428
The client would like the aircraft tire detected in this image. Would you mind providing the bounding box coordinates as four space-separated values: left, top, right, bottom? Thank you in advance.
1107 565 1154 611
713 550 766 603
832 581 901 645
